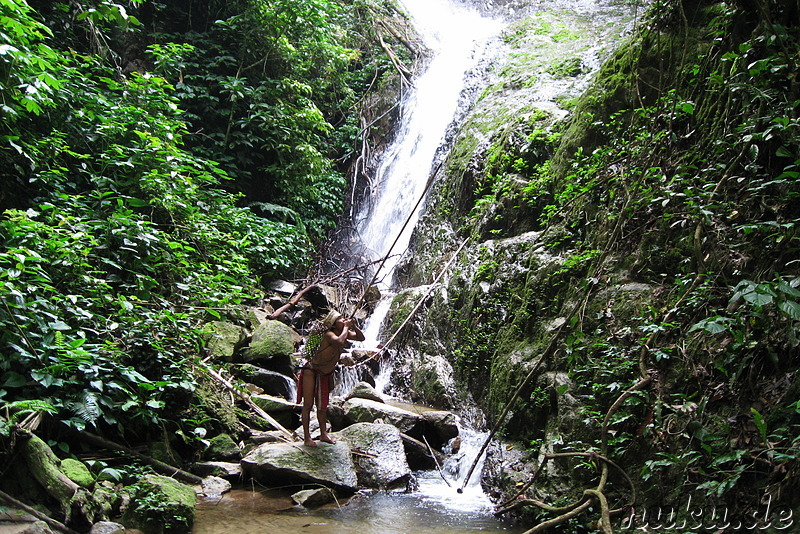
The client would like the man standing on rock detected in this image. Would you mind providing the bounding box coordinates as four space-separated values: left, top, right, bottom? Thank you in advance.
298 310 364 447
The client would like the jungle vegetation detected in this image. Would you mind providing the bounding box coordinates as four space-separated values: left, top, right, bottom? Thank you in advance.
0 0 408 447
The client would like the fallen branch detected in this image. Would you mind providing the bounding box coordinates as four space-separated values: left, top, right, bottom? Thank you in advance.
201 362 299 442
585 489 613 534
496 451 636 517
351 448 379 458
400 432 447 466
523 498 593 534
268 280 320 320
457 296 581 493
0 489 79 534
374 23 412 83
359 236 470 368
69 428 202 485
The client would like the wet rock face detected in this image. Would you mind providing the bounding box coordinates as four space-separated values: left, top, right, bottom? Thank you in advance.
342 397 424 435
346 381 385 403
420 410 460 449
232 364 296 400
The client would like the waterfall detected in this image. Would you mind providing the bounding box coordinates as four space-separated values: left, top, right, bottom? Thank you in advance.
355 0 504 287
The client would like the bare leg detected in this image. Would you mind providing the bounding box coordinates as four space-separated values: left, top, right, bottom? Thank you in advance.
318 405 336 444
300 370 317 447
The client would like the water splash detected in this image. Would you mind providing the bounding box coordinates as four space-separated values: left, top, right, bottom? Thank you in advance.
417 428 497 512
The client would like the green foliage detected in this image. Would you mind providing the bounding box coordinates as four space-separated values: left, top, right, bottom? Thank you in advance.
0 0 61 118
0 398 56 436
688 276 800 381
141 0 386 241
0 0 396 442
483 0 800 516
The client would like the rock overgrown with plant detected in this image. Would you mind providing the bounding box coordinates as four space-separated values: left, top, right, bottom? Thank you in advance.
394 0 800 529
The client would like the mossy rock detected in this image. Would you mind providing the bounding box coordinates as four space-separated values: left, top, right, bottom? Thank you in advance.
202 321 248 361
91 482 119 523
60 458 95 488
205 433 241 461
121 474 196 534
409 353 458 409
148 440 179 467
242 320 297 363
546 56 584 78
193 382 242 436
291 487 336 508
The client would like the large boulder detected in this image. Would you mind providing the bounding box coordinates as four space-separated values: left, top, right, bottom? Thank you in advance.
342 398 423 435
202 321 247 361
120 474 196 534
242 320 298 363
241 441 358 492
337 423 411 489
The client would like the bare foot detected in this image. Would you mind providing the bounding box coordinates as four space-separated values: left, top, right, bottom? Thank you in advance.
319 435 336 444
304 439 318 447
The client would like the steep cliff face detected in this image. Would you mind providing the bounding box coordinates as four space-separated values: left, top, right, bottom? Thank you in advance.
390 0 800 526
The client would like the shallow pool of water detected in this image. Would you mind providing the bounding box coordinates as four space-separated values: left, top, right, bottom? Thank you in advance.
194 473 525 533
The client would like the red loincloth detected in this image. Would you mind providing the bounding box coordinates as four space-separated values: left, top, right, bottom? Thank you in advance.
297 367 334 411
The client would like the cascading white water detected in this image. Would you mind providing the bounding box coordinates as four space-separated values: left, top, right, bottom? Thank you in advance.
355 0 504 285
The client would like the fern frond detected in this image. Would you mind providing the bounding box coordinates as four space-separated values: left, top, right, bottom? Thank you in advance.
66 392 102 424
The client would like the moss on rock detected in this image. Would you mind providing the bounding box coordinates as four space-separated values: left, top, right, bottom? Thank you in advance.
205 433 241 461
121 474 196 534
201 321 247 361
242 320 297 363
60 458 95 488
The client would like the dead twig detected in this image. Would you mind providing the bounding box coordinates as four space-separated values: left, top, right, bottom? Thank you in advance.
423 435 452 488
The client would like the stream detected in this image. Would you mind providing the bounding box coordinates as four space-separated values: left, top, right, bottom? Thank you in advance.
194 425 525 533
195 0 519 530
